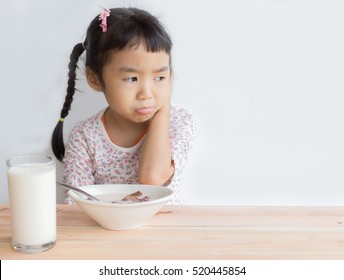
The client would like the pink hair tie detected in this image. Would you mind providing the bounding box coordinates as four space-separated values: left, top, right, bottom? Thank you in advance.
99 8 111 32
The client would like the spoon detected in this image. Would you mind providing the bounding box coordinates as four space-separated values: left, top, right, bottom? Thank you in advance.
57 182 100 201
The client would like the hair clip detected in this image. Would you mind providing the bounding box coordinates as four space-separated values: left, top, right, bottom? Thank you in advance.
99 8 111 32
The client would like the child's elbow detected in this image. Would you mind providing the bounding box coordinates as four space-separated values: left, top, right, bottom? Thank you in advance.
138 170 172 186
138 174 164 186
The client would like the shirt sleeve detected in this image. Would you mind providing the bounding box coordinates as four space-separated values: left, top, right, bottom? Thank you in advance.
167 106 198 203
62 123 95 203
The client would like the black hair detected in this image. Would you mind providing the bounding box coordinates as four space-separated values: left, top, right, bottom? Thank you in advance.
52 8 173 161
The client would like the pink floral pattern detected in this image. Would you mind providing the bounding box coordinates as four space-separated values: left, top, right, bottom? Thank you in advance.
63 104 197 204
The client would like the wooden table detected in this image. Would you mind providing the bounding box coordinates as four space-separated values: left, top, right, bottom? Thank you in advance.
1 204 344 259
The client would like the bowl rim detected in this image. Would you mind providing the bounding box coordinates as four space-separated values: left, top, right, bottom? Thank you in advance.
67 184 174 207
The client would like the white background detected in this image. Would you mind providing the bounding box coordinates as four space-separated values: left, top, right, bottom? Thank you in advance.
1 0 343 205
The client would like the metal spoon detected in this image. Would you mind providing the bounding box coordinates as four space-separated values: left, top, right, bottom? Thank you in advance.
57 182 100 201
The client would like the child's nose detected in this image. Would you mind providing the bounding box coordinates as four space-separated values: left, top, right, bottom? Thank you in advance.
137 83 153 100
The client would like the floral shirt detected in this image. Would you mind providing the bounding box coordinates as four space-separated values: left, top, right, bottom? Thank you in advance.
63 104 197 204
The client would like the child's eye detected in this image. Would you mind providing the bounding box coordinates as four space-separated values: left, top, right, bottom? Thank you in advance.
124 77 138 83
154 76 166 82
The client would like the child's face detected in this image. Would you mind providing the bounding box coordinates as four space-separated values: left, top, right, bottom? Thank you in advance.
94 44 172 124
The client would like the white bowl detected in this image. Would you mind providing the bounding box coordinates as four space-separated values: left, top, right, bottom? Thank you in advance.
67 184 173 230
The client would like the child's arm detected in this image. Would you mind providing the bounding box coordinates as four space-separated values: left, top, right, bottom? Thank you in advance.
63 124 96 192
138 104 174 185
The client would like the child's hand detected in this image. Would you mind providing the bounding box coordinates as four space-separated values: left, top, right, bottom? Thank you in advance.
155 74 173 114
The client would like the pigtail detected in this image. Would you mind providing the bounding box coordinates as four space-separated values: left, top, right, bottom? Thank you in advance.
51 43 85 161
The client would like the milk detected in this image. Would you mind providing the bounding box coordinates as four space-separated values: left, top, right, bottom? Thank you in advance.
7 158 56 251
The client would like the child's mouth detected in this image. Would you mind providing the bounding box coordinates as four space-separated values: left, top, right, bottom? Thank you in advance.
135 107 154 115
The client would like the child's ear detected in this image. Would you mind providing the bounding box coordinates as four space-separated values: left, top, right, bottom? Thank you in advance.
169 73 174 91
86 67 103 92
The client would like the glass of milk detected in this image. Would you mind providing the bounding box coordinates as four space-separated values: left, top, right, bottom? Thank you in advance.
6 155 56 253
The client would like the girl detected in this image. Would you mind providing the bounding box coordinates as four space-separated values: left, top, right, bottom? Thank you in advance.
52 7 197 204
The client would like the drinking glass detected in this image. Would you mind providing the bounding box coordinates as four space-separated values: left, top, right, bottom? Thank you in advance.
7 155 56 253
